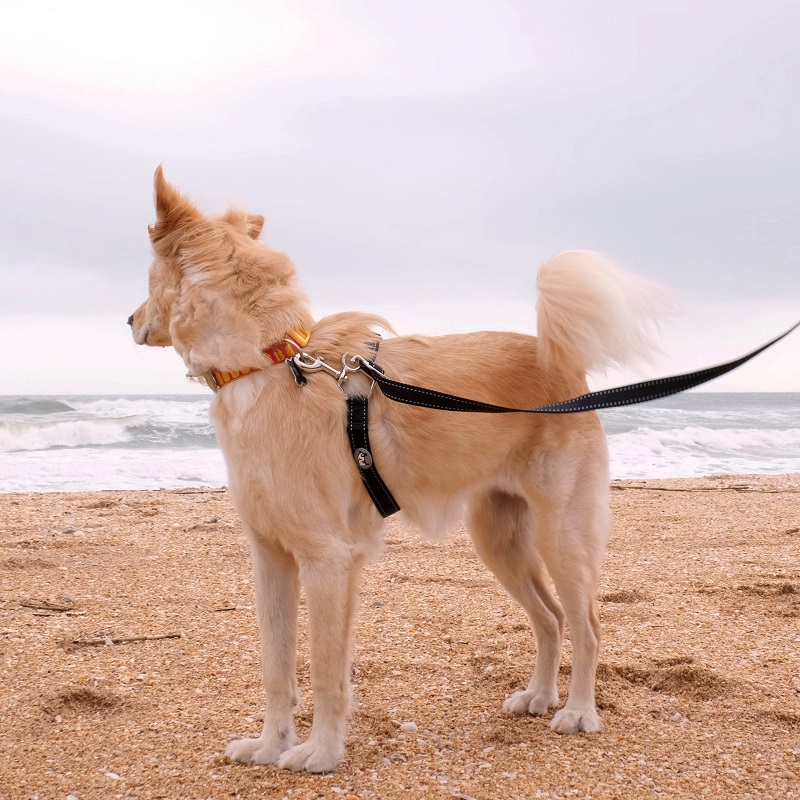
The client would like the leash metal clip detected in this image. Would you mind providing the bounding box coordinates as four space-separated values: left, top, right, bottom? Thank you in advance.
291 352 362 387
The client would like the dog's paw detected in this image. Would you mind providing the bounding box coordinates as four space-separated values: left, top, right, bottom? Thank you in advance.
550 707 603 734
276 738 344 773
226 733 295 765
503 689 559 716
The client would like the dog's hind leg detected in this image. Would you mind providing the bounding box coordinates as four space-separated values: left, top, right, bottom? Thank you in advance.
277 542 362 773
467 489 565 717
525 466 609 734
227 535 301 765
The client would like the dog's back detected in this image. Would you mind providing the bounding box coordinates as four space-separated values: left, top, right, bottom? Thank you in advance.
360 252 663 537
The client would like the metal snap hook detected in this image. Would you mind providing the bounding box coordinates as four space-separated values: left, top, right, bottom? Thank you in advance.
290 352 364 387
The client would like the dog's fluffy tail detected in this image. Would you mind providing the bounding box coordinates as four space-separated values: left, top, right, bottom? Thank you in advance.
536 250 668 373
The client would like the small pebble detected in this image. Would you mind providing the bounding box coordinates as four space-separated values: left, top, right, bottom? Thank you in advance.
400 721 417 733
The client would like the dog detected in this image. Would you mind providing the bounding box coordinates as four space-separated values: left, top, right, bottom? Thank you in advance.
129 167 663 772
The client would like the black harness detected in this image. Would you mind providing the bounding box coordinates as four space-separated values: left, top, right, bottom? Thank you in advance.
337 320 799 518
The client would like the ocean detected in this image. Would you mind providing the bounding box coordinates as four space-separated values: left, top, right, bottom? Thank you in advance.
0 393 798 493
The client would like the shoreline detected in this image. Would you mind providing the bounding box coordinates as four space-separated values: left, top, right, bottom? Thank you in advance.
2 471 799 500
3 470 800 492
2 474 799 798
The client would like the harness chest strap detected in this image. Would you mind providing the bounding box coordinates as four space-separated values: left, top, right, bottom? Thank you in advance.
346 395 401 518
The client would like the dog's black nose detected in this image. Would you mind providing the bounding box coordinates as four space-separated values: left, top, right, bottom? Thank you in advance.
127 314 134 326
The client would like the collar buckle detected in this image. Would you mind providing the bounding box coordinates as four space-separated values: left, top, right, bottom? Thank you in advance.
204 369 221 393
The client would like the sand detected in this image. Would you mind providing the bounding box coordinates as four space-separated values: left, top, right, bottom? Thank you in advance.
1 475 799 800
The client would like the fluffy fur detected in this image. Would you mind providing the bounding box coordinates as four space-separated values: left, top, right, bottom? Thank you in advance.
130 167 664 773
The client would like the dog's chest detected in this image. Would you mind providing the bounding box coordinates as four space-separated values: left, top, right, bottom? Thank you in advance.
208 376 357 522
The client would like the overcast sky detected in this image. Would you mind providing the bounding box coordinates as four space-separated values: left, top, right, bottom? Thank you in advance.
1 0 798 394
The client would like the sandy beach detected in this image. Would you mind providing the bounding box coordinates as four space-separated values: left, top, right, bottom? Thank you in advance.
1 475 798 800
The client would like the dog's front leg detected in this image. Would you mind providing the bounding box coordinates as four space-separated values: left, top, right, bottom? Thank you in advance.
227 535 300 765
277 545 361 773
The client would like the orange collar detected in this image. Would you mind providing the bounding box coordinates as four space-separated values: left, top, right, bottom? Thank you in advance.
203 328 310 392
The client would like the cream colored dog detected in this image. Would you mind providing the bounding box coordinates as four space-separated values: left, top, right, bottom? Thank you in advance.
130 167 663 772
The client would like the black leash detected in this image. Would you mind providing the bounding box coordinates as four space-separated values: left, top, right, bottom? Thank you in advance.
358 320 800 416
345 320 798 517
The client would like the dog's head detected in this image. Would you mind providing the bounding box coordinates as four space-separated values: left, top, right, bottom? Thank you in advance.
129 167 308 375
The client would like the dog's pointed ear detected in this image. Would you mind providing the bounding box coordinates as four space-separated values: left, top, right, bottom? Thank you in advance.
153 166 198 224
245 214 265 239
150 166 199 254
